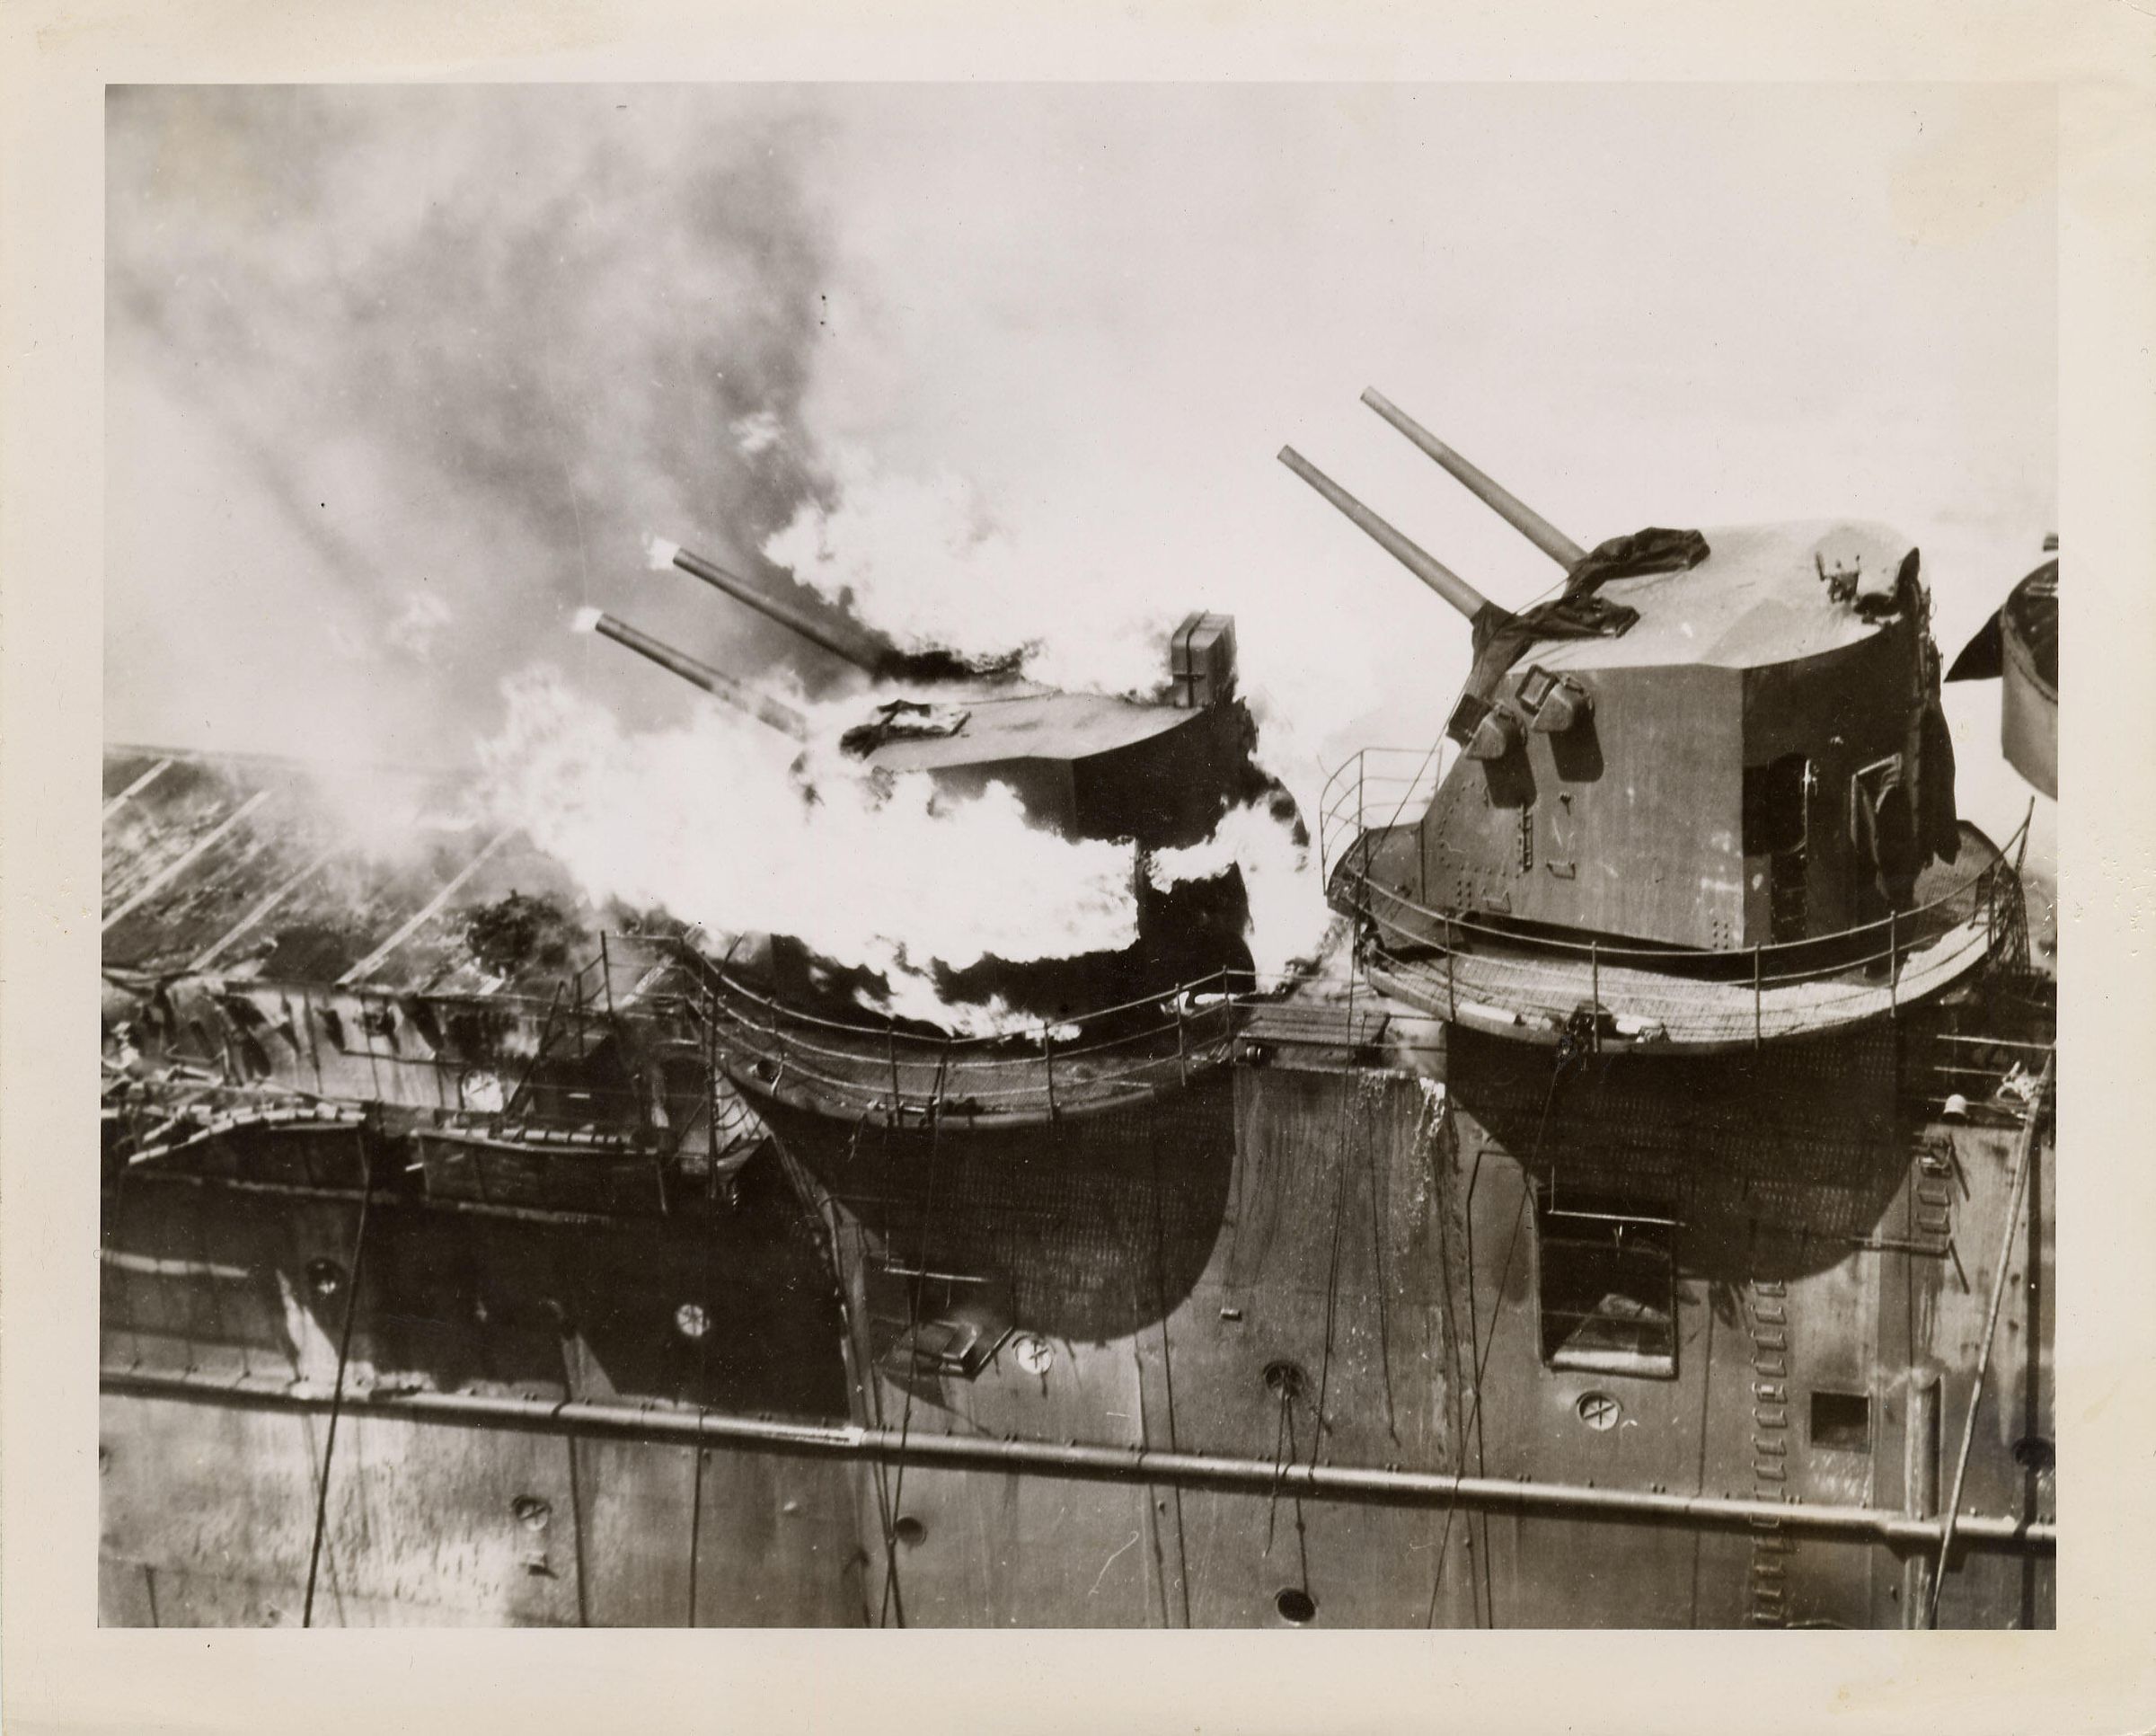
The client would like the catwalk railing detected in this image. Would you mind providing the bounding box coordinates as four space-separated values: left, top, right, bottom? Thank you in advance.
691 952 1250 1126
1317 750 2028 1047
1317 744 1448 882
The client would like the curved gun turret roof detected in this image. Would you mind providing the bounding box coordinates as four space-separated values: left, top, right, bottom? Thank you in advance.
1527 521 1917 674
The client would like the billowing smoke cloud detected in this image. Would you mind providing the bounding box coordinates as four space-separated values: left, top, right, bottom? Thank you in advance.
106 86 1330 1009
762 447 1176 698
1147 794 1334 979
479 669 1147 1022
110 86 2056 1012
107 84 844 760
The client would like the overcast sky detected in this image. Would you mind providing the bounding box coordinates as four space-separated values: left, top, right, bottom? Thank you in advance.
106 83 2054 842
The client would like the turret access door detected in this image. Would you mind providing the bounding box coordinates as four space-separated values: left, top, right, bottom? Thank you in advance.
1743 753 1813 944
1851 753 1922 910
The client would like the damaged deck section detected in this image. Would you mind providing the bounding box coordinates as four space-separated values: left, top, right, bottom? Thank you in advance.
103 745 591 996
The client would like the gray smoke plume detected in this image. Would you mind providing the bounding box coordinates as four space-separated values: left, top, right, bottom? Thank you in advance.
107 84 848 760
106 86 2056 998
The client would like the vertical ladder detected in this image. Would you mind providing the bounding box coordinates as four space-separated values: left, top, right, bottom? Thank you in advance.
1745 1279 1794 1625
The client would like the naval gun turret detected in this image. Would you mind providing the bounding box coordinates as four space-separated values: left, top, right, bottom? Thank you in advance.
578 543 1288 1047
1290 388 2022 1051
646 544 1262 852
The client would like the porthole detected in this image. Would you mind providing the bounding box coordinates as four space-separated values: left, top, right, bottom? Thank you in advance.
1575 1391 1621 1431
1011 1333 1054 1375
674 1302 711 1341
892 1515 927 1547
2012 1435 2054 1473
305 1258 345 1300
1263 1360 1307 1402
1275 1587 1318 1625
511 1495 552 1531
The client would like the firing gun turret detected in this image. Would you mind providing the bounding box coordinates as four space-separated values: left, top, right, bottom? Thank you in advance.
1276 446 1510 640
572 608 808 740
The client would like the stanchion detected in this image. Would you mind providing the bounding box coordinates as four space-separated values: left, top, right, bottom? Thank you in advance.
1889 908 1899 1021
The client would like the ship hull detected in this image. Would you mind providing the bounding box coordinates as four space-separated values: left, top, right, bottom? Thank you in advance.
711 974 2054 1628
93 751 2053 1627
99 971 2054 1627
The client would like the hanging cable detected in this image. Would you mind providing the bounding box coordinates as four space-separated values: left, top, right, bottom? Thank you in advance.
685 997 721 1629
1264 1379 1292 1552
1926 1051 2052 1627
877 1042 950 1630
1309 970 1359 1461
1145 1108 1195 1626
302 1122 376 1628
1425 1054 1569 1627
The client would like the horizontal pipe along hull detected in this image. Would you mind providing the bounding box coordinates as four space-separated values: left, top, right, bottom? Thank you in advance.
101 1367 2052 1553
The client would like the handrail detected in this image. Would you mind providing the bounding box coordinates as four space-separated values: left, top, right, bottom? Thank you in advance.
1317 746 1447 881
709 995 1234 1073
711 1022 1236 1109
1345 886 2001 996
680 944 1295 1119
691 949 1242 1052
709 998 1235 1076
219 975 569 1020
1338 815 2023 970
1344 877 2004 1014
711 996 1233 1078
